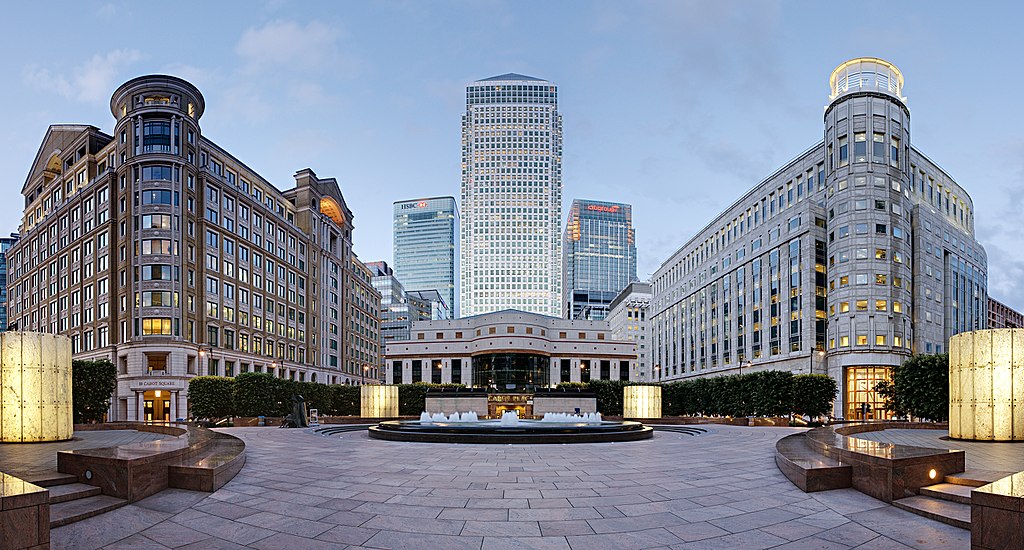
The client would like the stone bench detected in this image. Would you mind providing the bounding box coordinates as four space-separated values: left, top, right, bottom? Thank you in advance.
775 433 851 492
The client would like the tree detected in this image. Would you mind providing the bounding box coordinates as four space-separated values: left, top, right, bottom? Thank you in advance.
792 374 839 418
72 359 118 423
877 354 949 421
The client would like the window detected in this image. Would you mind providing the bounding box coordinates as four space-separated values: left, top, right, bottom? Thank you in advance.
853 132 867 162
142 264 172 280
142 318 172 335
856 300 868 311
875 274 887 285
840 336 850 347
872 133 885 162
857 335 868 346
875 300 887 311
838 136 849 166
141 239 173 255
893 301 903 313
840 301 850 313
890 136 900 166
141 165 172 181
142 120 171 152
141 190 173 205
141 214 171 229
875 249 887 260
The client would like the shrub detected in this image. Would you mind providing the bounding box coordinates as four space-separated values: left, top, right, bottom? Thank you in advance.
747 370 794 417
399 383 464 415
330 385 361 416
231 372 285 417
72 359 118 424
187 376 235 419
876 354 949 421
791 374 839 418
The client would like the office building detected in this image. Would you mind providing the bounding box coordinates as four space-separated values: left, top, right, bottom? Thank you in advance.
0 233 20 331
650 58 988 419
385 309 635 389
406 289 449 321
563 199 637 320
607 281 651 381
460 73 563 318
8 75 381 421
367 261 430 381
349 256 383 384
393 197 458 319
989 297 1024 329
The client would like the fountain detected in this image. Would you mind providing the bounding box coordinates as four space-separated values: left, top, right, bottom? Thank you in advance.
369 408 650 444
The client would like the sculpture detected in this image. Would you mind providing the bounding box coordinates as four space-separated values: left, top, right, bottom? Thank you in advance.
280 394 308 428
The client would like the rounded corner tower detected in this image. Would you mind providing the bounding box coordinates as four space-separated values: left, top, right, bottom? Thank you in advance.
822 57 916 416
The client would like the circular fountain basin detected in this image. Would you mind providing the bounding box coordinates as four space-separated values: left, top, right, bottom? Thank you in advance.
367 419 654 444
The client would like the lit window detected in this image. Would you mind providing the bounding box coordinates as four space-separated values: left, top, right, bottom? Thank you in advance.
857 335 868 346
876 300 887 311
876 335 886 345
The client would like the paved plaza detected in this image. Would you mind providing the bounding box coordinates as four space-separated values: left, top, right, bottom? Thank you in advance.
0 430 172 479
45 425 970 549
853 428 1024 472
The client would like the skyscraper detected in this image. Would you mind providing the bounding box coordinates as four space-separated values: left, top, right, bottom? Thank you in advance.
460 73 563 317
393 197 458 319
563 200 637 320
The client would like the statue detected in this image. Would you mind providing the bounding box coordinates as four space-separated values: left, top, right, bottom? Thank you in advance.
280 394 308 428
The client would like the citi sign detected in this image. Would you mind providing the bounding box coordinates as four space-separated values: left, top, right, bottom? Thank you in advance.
586 204 620 213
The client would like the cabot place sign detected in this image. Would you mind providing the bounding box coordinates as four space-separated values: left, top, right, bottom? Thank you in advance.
587 204 620 213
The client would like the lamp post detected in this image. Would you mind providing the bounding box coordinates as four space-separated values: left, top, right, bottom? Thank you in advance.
198 345 211 375
809 350 825 374
740 361 752 376
362 365 370 385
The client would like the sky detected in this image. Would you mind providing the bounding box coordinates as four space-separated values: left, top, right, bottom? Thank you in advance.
1 1 1023 311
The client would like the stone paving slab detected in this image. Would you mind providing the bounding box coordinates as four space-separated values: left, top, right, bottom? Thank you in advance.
48 425 970 549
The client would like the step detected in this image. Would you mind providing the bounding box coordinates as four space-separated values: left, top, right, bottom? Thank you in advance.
893 495 971 530
46 482 102 504
50 495 128 528
920 483 973 505
19 472 77 488
944 469 1016 488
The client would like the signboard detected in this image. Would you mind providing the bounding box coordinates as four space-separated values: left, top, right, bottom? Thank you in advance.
586 204 621 213
130 379 185 391
400 201 430 210
309 409 319 426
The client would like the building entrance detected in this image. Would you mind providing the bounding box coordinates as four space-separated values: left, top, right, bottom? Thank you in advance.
487 393 533 418
143 390 171 422
845 367 893 420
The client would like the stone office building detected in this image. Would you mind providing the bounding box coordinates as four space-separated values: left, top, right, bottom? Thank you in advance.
650 58 988 419
385 309 636 390
8 75 380 421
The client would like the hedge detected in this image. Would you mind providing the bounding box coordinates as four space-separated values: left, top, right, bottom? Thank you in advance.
187 376 235 419
72 359 118 423
399 382 465 415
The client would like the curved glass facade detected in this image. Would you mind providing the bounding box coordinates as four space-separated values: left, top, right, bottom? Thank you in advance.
472 353 549 391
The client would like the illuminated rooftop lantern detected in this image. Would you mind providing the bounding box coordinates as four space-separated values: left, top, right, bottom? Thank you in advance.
0 332 73 442
949 329 1024 441
829 57 906 104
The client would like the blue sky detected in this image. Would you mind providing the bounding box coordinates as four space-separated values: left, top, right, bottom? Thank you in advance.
2 1 1023 311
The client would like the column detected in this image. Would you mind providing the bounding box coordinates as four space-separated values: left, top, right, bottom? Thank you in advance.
135 392 144 422
169 392 178 422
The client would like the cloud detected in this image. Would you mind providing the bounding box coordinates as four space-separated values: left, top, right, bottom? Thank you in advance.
236 19 357 74
24 49 144 103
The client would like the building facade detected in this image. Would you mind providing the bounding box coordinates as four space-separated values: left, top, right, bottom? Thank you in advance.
650 58 988 419
406 289 449 321
607 281 651 382
0 234 20 331
385 309 635 390
563 200 637 320
460 74 563 318
988 297 1024 329
8 75 380 422
393 197 458 319
367 260 430 381
348 257 383 384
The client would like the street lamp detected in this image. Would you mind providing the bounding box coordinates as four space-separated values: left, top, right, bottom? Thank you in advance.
809 349 825 374
362 365 370 385
740 361 752 376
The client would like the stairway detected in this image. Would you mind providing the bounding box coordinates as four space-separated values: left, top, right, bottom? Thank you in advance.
29 472 128 528
892 470 1015 530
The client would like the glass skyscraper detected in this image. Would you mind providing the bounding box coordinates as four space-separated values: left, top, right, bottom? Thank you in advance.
563 200 637 320
460 73 563 317
393 197 458 319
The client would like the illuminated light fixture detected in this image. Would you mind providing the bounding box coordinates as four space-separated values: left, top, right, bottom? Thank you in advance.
949 329 1024 441
929 469 937 480
154 390 162 398
0 332 73 442
361 385 399 418
623 385 662 419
